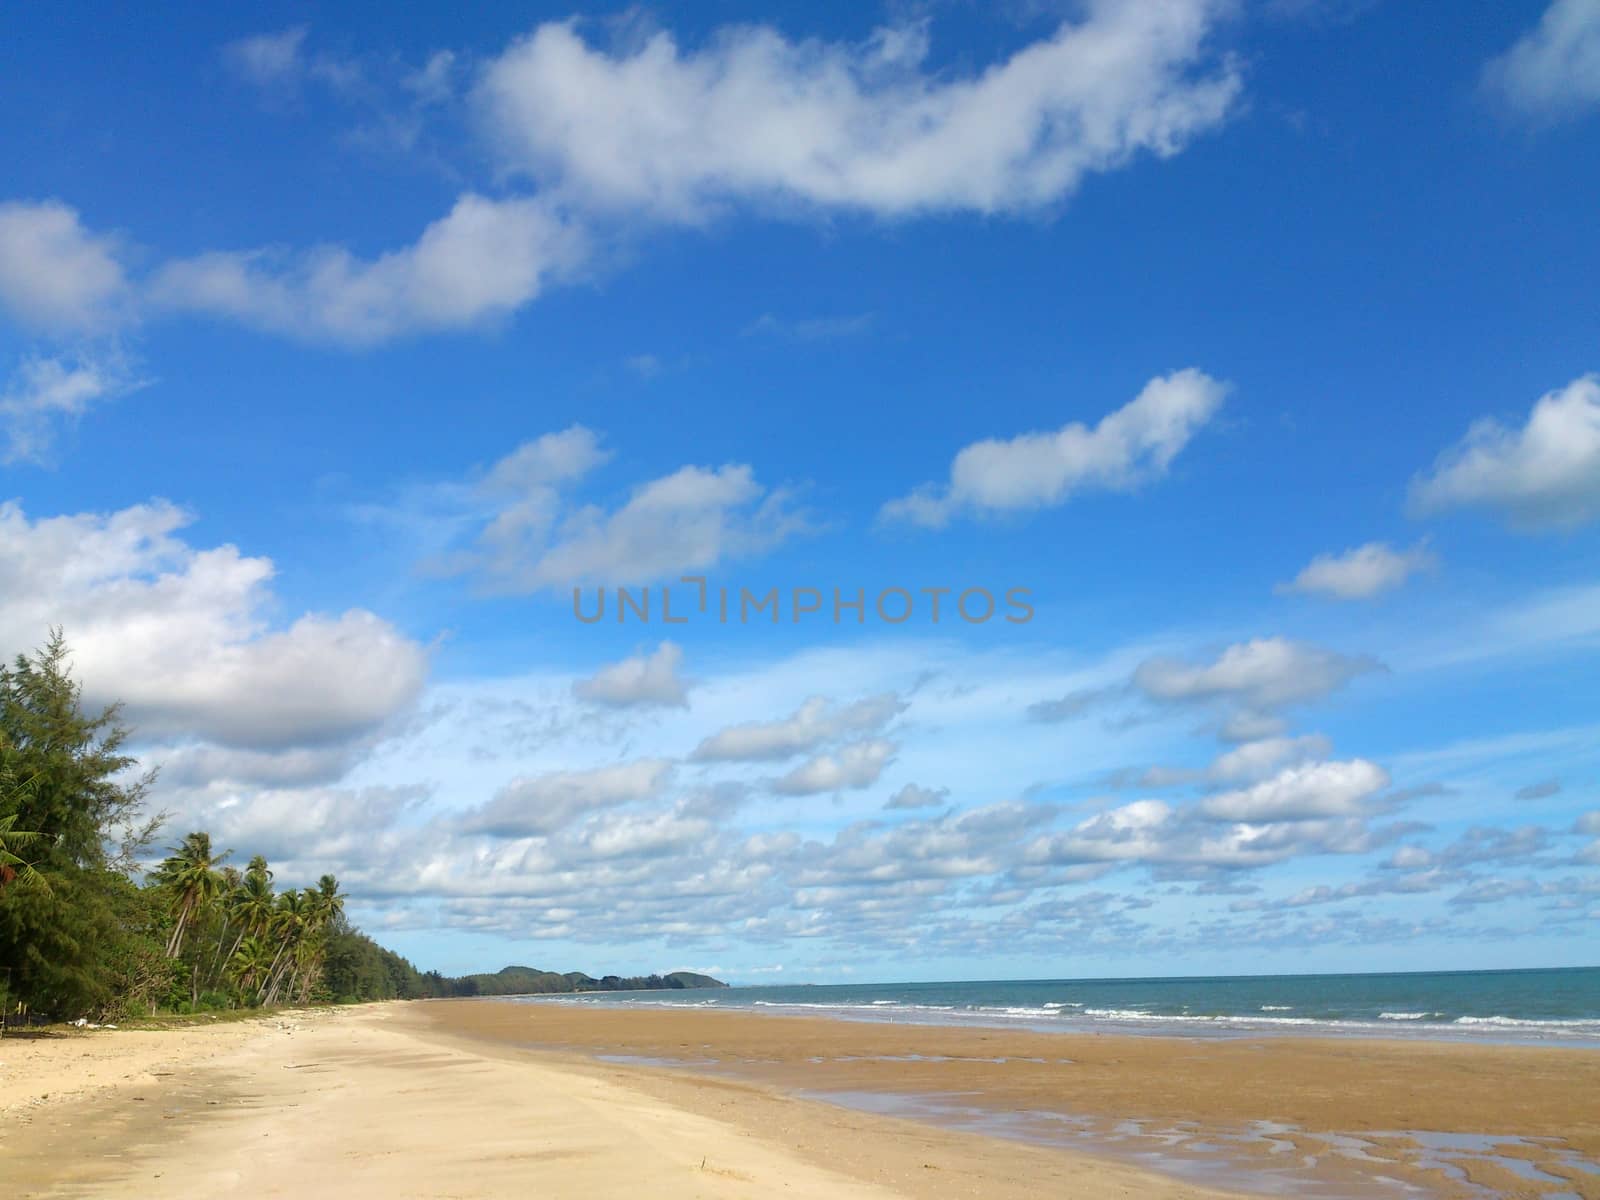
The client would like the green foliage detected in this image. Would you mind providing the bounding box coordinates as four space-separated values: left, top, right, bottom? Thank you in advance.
0 632 155 1022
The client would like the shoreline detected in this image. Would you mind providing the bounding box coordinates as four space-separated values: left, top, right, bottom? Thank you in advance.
3 999 1598 1198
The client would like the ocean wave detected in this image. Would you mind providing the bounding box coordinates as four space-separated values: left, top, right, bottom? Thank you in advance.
1379 1011 1437 1020
1454 1015 1600 1028
1259 1005 1294 1011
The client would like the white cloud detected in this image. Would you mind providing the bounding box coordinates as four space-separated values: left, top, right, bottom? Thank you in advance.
445 430 806 592
1409 374 1600 530
1027 684 1123 723
223 27 309 87
1515 778 1562 801
155 743 365 790
574 642 690 708
692 693 904 761
484 425 611 491
1207 734 1334 783
460 759 673 837
2 353 144 464
1279 540 1436 600
1024 776 1399 872
772 737 897 795
885 782 949 810
0 500 428 750
174 783 426 865
1133 637 1380 711
1197 758 1390 821
744 313 875 341
0 200 130 331
1139 733 1333 786
1483 0 1600 120
149 193 585 346
882 369 1226 527
478 3 1240 220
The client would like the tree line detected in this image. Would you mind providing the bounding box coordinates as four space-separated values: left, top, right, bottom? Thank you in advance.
0 634 723 1027
0 633 447 1025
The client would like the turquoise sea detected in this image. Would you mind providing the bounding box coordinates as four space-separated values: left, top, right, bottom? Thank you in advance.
516 966 1600 1045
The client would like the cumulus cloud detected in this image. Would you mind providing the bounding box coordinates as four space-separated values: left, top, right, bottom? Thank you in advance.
1196 758 1389 821
483 424 611 492
443 431 806 592
459 759 673 837
692 693 904 762
1483 0 1600 120
154 743 366 790
174 783 427 865
574 641 691 708
1024 786 1397 873
1133 637 1380 713
1409 374 1600 530
149 194 585 345
882 369 1226 527
0 500 428 750
1138 733 1333 787
0 200 130 332
0 194 587 349
2 353 144 464
1279 540 1436 600
772 738 897 795
885 782 949 810
477 3 1240 220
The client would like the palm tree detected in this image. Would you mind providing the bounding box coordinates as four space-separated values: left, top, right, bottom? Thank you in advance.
0 758 48 892
229 935 275 996
0 811 46 891
201 866 245 996
223 869 276 980
152 832 232 958
259 888 309 1005
288 876 346 1003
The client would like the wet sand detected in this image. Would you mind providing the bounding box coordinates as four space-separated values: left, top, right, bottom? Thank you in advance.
410 998 1600 1198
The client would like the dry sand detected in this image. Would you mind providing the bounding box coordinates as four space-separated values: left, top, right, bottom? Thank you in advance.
3 999 1599 1198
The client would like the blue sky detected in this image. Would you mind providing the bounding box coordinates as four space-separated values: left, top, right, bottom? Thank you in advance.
1 0 1597 983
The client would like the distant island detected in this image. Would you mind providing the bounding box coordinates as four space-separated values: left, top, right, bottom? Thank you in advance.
442 966 727 996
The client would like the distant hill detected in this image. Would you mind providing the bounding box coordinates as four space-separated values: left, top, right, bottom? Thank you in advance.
442 965 727 996
664 971 726 989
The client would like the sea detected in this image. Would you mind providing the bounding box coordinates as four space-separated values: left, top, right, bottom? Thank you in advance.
513 966 1600 1045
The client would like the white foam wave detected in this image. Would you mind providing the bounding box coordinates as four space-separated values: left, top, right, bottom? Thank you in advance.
1454 1015 1600 1029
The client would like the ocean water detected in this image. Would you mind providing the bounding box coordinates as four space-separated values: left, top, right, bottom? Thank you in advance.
512 966 1600 1045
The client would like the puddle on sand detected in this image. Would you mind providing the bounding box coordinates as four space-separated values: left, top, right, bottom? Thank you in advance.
576 1047 1599 1198
795 1088 1600 1200
593 1053 715 1069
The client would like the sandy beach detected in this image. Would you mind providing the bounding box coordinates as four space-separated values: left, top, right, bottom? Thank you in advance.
3 1000 1598 1198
